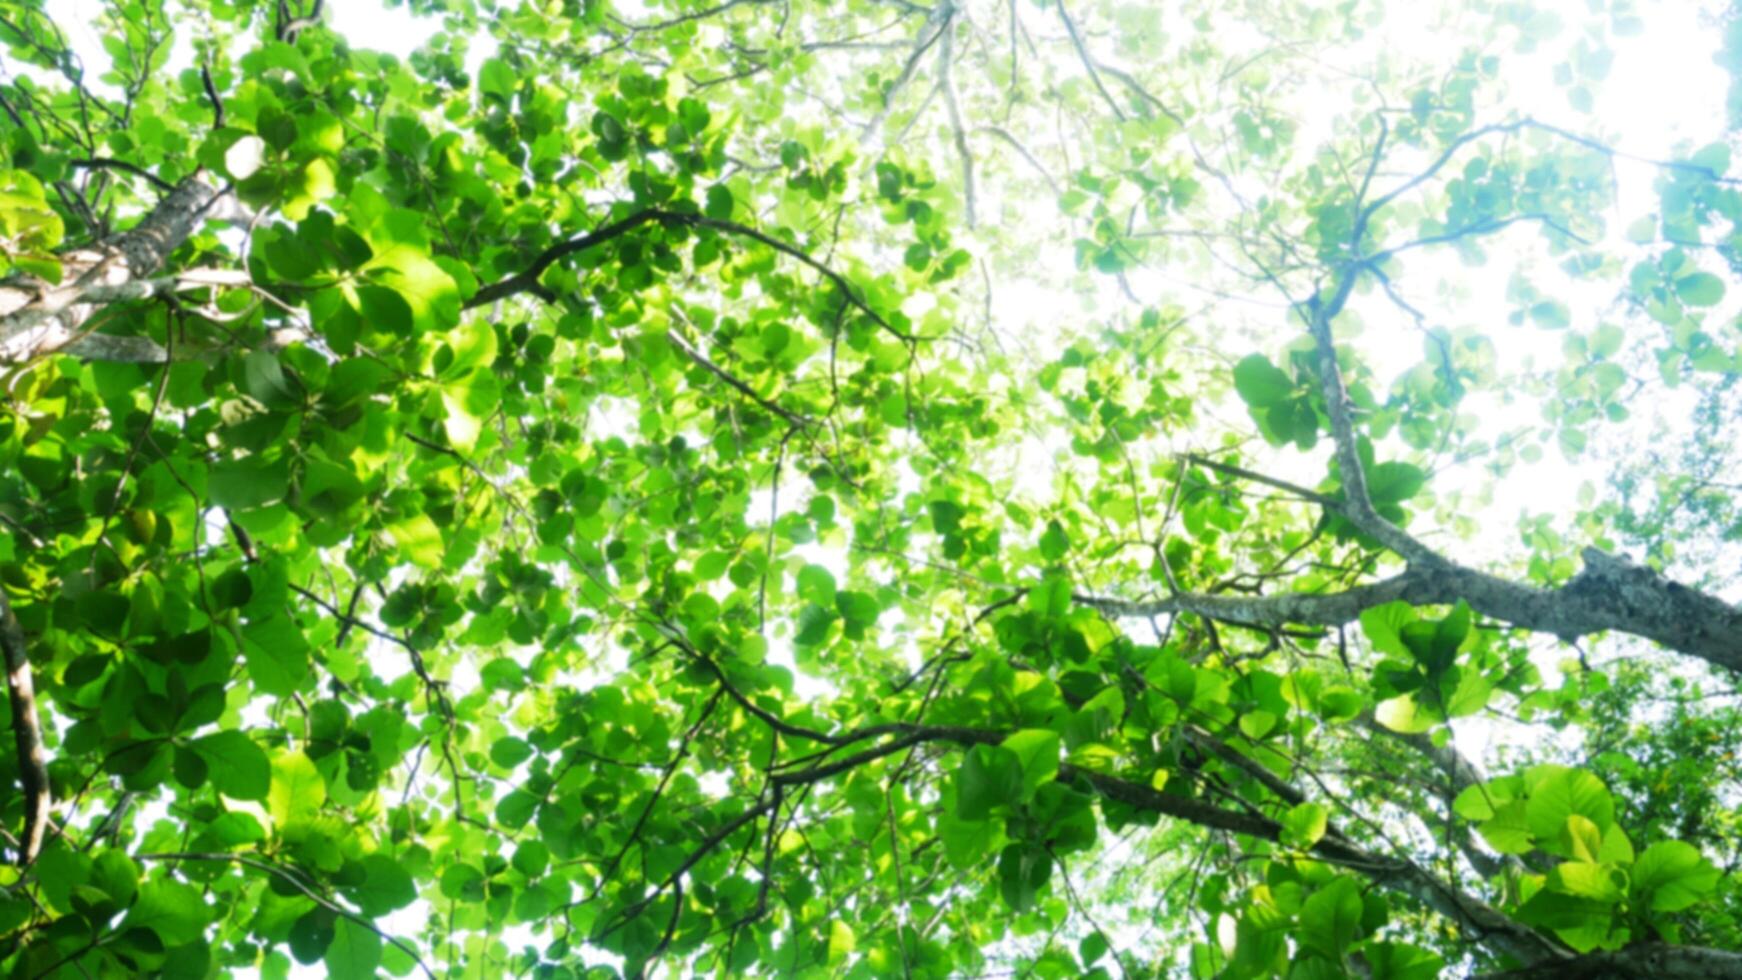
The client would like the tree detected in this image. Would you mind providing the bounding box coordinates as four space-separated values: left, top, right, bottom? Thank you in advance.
1 0 1740 976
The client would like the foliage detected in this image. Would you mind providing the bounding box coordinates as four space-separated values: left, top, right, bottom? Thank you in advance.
1 0 1741 977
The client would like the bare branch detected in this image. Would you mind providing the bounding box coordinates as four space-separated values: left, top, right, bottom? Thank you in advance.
1057 0 1125 122
467 209 915 344
938 19 976 228
858 7 953 145
67 157 174 194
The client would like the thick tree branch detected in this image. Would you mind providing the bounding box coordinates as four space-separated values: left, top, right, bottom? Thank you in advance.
1474 944 1742 980
1060 763 1567 965
0 178 228 363
1 590 48 866
703 707 1562 965
1301 270 1439 566
1078 551 1742 674
1182 726 1306 803
465 209 667 309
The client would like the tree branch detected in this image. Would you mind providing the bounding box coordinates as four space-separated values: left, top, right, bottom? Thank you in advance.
67 157 174 194
1075 571 1431 627
858 6 953 145
1057 0 1125 122
466 209 914 344
937 19 976 229
1357 712 1532 878
1057 763 1570 966
138 851 435 980
0 179 232 363
1473 943 1742 980
1 590 49 866
1078 549 1742 674
664 328 818 429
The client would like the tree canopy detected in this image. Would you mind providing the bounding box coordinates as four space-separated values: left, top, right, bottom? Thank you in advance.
2 0 1742 976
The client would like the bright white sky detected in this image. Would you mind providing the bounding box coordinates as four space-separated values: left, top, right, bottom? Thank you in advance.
26 0 1738 974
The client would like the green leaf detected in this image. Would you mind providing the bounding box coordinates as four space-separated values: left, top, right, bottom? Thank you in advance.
939 803 994 869
1362 941 1444 980
438 319 498 380
490 736 533 768
478 58 516 101
997 843 1051 912
956 744 1024 820
1525 768 1615 843
1079 932 1109 966
243 351 301 409
365 244 461 332
796 564 837 606
1479 800 1535 855
269 751 327 829
1373 694 1438 734
496 790 539 829
1444 668 1492 717
705 184 734 220
1631 840 1719 912
1232 354 1294 408
1453 783 1500 822
1359 602 1416 658
349 855 417 915
1299 877 1363 960
793 603 836 646
242 614 311 696
1675 272 1725 307
1317 687 1364 722
1598 824 1634 865
124 879 208 945
1514 888 1615 933
1547 860 1625 902
1366 462 1426 505
1238 709 1277 740
209 456 291 511
193 731 271 801
827 919 855 965
1280 802 1329 849
386 512 445 568
325 917 383 980
835 589 881 627
1000 729 1061 796
1039 520 1070 562
441 369 501 452
1562 813 1603 863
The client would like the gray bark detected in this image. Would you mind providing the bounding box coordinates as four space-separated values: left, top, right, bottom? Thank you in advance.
0 178 225 363
1078 549 1742 676
1475 943 1742 979
1078 239 1742 679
